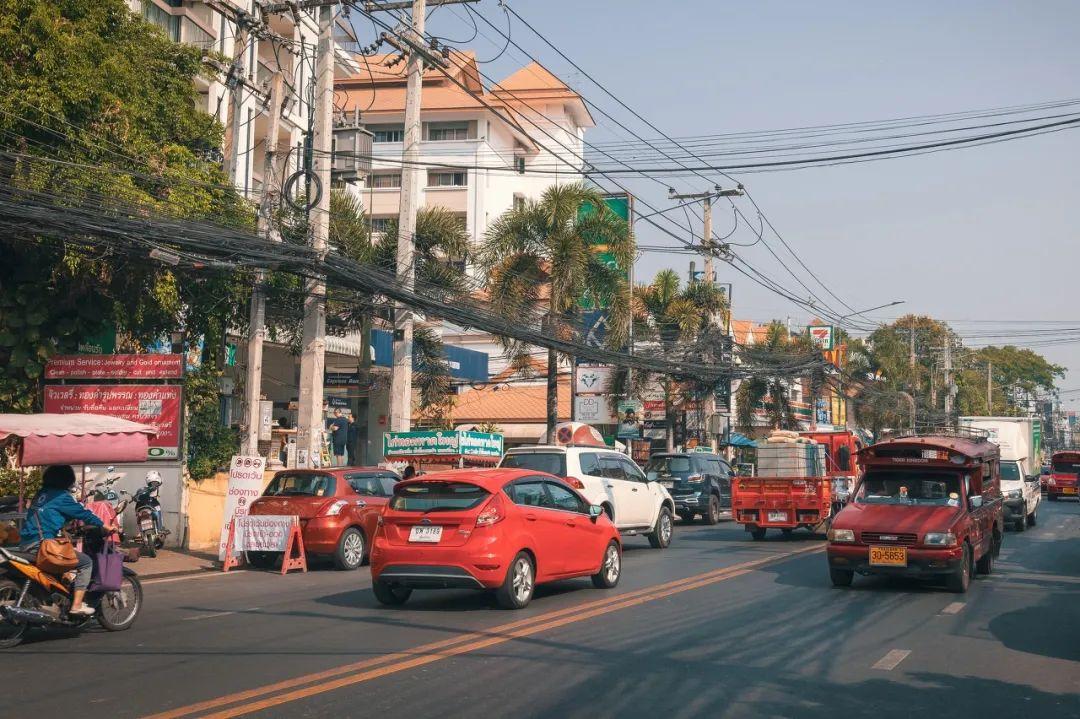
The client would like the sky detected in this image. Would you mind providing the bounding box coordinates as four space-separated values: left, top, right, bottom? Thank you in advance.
402 1 1080 393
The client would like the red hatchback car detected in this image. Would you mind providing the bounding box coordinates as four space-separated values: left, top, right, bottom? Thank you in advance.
369 468 622 609
248 467 399 570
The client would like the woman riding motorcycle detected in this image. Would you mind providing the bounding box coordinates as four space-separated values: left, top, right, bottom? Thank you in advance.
18 465 119 617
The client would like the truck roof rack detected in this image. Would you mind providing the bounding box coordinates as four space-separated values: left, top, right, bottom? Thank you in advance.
885 425 991 442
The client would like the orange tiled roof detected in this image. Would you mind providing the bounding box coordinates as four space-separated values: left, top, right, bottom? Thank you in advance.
450 380 571 423
730 319 769 345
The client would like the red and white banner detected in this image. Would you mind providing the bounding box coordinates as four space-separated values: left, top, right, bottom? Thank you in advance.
45 354 184 380
235 515 295 552
43 384 182 459
219 455 266 559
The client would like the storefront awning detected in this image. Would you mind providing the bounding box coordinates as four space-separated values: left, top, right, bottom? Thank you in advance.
0 413 157 466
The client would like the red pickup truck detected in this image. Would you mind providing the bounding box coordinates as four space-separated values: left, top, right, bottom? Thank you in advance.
826 432 1004 593
1047 450 1080 501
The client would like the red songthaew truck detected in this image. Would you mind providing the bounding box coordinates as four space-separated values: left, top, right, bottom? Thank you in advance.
800 430 864 512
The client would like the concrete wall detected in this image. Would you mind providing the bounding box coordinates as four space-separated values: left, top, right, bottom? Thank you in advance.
82 462 183 548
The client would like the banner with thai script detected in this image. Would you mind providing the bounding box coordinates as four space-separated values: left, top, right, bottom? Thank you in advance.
43 384 182 459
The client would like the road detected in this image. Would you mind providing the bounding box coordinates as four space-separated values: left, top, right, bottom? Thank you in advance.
5 501 1079 719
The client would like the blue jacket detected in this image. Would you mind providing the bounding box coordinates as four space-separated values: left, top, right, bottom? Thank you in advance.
19 488 103 546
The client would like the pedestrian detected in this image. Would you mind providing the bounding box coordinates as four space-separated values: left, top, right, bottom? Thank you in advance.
402 464 416 480
326 408 349 466
347 414 360 465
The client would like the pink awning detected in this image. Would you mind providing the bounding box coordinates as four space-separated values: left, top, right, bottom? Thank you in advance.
0 413 158 466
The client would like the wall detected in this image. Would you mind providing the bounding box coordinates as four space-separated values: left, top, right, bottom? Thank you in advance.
82 462 183 547
184 470 277 553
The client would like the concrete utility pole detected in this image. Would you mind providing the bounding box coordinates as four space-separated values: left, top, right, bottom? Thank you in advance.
943 338 954 423
295 3 335 468
223 26 249 186
241 72 285 457
987 361 993 413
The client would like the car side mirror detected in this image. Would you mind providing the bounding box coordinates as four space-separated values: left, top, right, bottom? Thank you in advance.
589 504 603 523
969 495 984 510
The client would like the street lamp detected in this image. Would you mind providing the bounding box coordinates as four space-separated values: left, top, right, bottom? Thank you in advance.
837 300 905 322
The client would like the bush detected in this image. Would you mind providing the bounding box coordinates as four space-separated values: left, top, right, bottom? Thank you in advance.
0 467 41 498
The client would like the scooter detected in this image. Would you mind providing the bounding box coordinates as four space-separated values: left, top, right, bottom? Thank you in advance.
133 472 169 558
0 526 142 649
86 467 130 544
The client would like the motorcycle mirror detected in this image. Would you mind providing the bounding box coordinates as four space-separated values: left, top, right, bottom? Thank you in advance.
106 466 115 473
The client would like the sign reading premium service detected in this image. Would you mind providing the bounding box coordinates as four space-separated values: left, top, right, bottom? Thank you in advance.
45 353 184 380
383 430 503 459
43 384 182 459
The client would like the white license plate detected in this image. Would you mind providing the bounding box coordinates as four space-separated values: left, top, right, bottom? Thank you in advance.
767 511 787 522
139 519 153 530
661 480 675 489
409 525 443 543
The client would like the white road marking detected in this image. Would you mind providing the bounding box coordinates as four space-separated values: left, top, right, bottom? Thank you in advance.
872 649 911 671
144 569 247 585
940 602 965 615
182 607 261 621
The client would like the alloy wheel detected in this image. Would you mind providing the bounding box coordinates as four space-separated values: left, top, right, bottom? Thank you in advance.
660 511 672 543
603 544 620 584
343 532 364 567
512 557 533 604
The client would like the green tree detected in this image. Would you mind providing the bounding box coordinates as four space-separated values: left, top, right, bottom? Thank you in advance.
735 322 797 431
632 269 728 448
480 183 633 432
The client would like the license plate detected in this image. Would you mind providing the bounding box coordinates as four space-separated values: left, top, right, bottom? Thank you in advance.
139 519 153 530
661 480 675 489
1063 487 1077 494
869 545 907 567
408 525 443 543
767 510 787 522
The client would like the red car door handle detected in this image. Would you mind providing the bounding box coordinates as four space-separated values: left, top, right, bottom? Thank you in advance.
355 500 367 508
525 513 537 521
565 519 576 526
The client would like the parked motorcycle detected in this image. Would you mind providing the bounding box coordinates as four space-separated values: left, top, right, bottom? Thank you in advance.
133 471 169 558
0 526 142 648
89 467 130 543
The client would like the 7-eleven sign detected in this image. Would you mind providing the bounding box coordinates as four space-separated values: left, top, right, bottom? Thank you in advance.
808 325 834 350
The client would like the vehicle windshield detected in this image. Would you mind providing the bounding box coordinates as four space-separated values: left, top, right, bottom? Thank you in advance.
390 481 490 512
646 456 693 479
854 469 962 507
264 473 333 497
499 452 566 477
1052 460 1080 474
999 462 1021 481
347 473 398 497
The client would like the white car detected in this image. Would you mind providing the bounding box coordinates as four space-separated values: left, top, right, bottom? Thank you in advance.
499 445 675 548
1000 459 1040 531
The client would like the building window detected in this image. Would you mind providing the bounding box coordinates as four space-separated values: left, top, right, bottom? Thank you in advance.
427 171 467 187
369 124 405 143
142 1 179 41
512 193 526 210
368 173 402 189
370 217 393 234
426 122 470 141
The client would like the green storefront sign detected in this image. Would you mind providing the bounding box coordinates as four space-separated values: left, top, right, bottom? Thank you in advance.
383 430 504 459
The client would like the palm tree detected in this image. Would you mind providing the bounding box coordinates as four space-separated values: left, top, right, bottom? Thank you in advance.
480 183 633 433
632 269 728 449
735 321 797 431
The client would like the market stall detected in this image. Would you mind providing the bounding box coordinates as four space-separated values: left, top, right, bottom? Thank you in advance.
382 430 504 470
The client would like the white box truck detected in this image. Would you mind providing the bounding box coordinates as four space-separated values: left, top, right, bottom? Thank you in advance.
958 416 1041 531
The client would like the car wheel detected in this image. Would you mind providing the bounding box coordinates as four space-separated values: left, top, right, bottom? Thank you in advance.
946 543 972 594
750 526 767 541
333 528 365 570
372 579 411 606
1027 505 1037 527
246 551 280 569
976 541 994 575
496 552 535 609
591 541 621 589
1014 506 1026 533
704 495 721 525
829 568 853 587
1049 494 1058 502
647 506 673 549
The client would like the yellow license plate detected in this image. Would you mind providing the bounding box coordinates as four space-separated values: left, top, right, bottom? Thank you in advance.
869 545 907 567
1063 487 1077 494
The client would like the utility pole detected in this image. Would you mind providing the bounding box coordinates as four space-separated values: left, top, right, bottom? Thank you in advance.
987 361 993 413
295 2 335 468
241 72 284 458
943 338 953 423
223 26 249 186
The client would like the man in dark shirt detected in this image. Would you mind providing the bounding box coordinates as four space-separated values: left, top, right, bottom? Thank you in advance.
326 409 349 466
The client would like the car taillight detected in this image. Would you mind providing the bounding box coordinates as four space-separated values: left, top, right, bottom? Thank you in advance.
564 476 586 490
476 496 505 527
687 474 704 484
320 499 349 517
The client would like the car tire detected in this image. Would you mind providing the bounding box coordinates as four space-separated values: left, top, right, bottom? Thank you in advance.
647 506 674 549
703 495 721 525
976 542 994 575
946 543 972 594
1014 506 1026 533
591 541 621 589
246 551 280 569
750 526 767 541
1027 505 1037 527
829 568 854 587
372 579 411 606
333 528 365 570
495 552 535 609
1049 494 1058 502
781 528 794 539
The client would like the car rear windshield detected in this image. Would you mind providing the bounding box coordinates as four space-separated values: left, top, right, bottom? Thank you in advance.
855 470 962 507
390 481 490 512
1052 461 1080 474
645 456 693 478
499 452 567 477
264 473 334 497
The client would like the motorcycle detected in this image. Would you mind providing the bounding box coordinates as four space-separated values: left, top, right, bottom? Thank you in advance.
0 526 142 648
88 467 130 543
133 472 169 558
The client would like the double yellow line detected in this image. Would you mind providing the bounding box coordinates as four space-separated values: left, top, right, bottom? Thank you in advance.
147 543 823 719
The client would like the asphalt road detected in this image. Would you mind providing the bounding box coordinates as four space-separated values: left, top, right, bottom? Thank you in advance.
4 502 1079 719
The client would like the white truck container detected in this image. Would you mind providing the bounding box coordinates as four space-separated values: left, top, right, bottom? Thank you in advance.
958 416 1041 531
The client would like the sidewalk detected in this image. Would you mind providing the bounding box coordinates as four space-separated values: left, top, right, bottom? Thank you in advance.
126 548 221 579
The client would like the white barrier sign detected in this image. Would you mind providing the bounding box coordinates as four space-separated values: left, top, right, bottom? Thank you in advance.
218 455 266 559
236 515 295 552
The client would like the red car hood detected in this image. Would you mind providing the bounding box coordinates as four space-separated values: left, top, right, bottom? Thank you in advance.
835 502 963 536
250 496 334 519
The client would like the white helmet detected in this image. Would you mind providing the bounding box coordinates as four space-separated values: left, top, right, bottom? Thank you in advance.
145 470 163 488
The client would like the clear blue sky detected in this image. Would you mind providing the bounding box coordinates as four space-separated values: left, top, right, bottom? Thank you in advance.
420 1 1080 391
